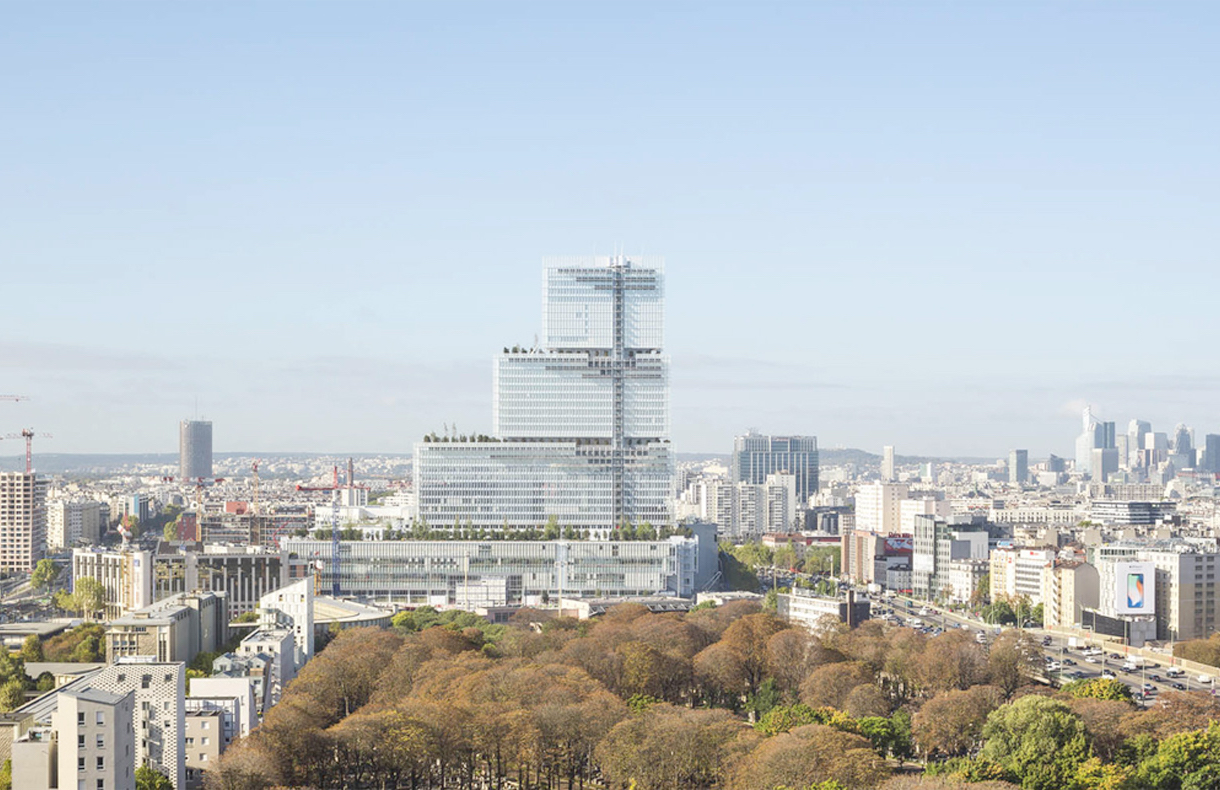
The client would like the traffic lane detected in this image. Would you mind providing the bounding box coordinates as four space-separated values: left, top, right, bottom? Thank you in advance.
887 598 1220 692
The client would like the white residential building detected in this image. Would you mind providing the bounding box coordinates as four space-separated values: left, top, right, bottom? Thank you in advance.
259 578 314 669
899 497 951 533
91 662 186 789
855 482 909 535
989 546 1056 605
12 687 137 790
47 499 103 550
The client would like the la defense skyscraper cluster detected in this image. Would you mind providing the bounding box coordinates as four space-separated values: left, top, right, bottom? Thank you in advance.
414 257 672 536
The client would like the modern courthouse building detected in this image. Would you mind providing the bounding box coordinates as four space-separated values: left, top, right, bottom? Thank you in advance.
415 257 673 537
179 420 213 480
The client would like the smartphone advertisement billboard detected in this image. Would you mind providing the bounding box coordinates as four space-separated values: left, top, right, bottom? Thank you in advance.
1115 561 1155 616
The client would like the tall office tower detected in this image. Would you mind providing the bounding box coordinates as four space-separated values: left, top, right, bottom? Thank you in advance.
1046 454 1066 473
0 472 47 572
1128 419 1151 467
1075 406 1098 475
1114 434 1130 470
1205 435 1220 473
1075 407 1115 477
731 432 819 503
1173 424 1194 456
1008 449 1029 484
179 420 213 480
415 257 672 535
1099 421 1116 450
881 445 896 482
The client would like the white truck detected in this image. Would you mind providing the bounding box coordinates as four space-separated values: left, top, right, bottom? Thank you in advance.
1122 656 1145 671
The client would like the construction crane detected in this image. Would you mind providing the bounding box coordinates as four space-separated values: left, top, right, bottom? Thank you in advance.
251 459 262 516
0 396 29 402
0 429 52 474
296 464 348 597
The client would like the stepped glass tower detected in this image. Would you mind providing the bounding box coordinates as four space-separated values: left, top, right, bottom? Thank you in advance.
415 257 673 536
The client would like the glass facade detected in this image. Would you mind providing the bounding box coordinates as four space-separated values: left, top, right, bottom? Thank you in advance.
542 258 664 351
731 433 819 503
416 256 673 532
283 537 697 604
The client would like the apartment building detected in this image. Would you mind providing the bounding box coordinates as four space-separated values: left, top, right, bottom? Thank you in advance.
912 515 989 601
73 549 155 621
1041 560 1100 628
47 500 103 550
12 687 137 790
989 546 1056 605
90 662 186 789
105 592 226 665
0 472 47 573
183 709 224 790
854 482 909 535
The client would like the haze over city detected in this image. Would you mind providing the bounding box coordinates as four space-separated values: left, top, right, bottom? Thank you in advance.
5 3 1220 457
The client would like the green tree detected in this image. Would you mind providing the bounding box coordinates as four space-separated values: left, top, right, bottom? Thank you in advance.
1136 722 1220 790
0 679 25 712
1061 677 1134 702
163 522 177 542
19 634 43 662
543 515 561 540
0 758 10 790
72 577 106 620
135 764 173 790
980 695 1089 790
30 558 58 591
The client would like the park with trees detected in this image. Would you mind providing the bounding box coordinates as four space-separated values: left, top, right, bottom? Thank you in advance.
203 600 1220 790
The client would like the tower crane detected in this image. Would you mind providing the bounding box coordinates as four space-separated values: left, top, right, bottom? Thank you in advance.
296 464 349 597
0 429 52 474
251 459 262 516
0 396 29 402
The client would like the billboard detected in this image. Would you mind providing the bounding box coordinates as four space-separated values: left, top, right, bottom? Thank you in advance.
1115 561 1156 616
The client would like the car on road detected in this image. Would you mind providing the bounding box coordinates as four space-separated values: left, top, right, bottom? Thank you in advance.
1042 636 1053 646
1109 653 1123 660
1143 683 1156 693
1149 674 1161 682
1063 659 1077 666
1166 668 1186 679
1085 656 1098 663
1198 675 1213 684
1172 682 1187 690
1102 670 1117 679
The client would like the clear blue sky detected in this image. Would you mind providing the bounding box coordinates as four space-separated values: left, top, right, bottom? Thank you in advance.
3 2 1218 458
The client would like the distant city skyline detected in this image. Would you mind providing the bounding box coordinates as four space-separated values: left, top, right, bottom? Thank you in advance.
5 4 1220 457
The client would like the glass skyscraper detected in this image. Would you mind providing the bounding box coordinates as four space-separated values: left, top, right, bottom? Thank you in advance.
730 432 819 505
415 256 673 535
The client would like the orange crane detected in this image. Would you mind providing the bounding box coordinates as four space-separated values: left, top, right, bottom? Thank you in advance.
1 429 52 474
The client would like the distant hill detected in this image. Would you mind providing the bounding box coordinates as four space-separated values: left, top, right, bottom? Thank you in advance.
0 452 412 475
6 448 997 476
678 448 996 467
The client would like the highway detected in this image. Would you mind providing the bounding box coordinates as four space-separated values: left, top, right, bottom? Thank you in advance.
881 596 1219 704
